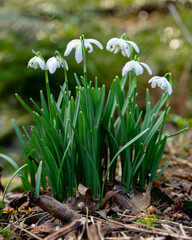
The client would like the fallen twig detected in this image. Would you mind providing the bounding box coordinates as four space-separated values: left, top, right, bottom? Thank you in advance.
13 224 43 240
30 195 80 223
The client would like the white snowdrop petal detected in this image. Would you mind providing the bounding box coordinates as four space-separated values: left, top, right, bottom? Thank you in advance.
151 81 157 88
64 60 69 71
87 39 103 49
114 47 120 54
75 45 83 63
122 41 128 50
46 57 58 74
122 60 134 76
124 48 130 58
28 56 45 70
109 45 116 52
118 39 125 49
134 62 143 76
167 83 172 95
38 58 45 70
64 42 78 56
106 38 119 50
121 49 126 56
148 76 160 83
122 67 127 76
126 40 140 53
84 41 93 53
66 39 80 48
45 56 67 74
27 56 36 68
106 37 140 58
148 76 173 95
140 62 152 75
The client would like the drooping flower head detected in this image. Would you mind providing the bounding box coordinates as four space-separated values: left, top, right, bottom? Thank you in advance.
106 38 139 57
64 37 103 64
46 52 68 74
27 51 45 70
148 76 172 95
122 60 152 76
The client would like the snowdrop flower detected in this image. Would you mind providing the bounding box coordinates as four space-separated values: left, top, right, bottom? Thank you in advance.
148 76 172 95
27 56 45 70
64 38 103 63
106 38 139 57
122 60 152 76
46 56 68 74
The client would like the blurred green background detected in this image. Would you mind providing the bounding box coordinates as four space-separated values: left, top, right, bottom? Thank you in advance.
1 0 192 159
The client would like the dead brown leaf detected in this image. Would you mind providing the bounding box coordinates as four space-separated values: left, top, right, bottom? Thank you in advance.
86 221 100 240
67 184 100 214
30 222 59 235
44 218 86 240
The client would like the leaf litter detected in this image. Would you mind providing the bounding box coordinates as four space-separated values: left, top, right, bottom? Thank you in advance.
0 129 192 239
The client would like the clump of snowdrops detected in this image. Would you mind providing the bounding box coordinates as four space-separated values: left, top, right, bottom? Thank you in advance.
0 33 187 208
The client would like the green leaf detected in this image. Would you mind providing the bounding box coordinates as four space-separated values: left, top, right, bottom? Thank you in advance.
12 120 29 155
155 161 170 181
167 127 188 138
1 164 28 208
20 175 35 194
101 127 149 204
15 94 33 115
103 79 116 124
0 154 19 170
35 161 43 197
94 85 105 128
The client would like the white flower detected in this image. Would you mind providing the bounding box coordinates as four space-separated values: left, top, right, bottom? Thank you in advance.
27 56 45 70
148 76 172 95
122 60 152 76
45 56 68 74
64 38 103 63
106 38 139 57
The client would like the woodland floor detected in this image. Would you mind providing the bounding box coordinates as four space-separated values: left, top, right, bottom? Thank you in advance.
0 129 192 240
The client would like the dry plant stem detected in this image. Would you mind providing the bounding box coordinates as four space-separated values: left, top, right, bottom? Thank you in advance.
91 216 192 240
30 195 80 223
44 218 86 240
13 224 43 240
106 219 192 240
158 220 192 230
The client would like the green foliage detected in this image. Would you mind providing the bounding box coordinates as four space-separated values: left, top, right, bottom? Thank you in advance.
0 227 11 240
135 214 159 228
0 163 28 209
166 114 192 128
1 33 186 207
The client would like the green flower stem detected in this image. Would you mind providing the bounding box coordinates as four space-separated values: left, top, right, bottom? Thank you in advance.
80 35 87 87
121 33 134 60
132 74 137 112
45 70 53 123
129 70 133 86
54 51 69 104
158 96 170 144
158 73 173 144
121 33 127 39
64 67 69 96
80 35 100 196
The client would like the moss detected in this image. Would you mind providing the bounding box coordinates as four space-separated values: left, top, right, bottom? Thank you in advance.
0 226 16 240
135 214 159 228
